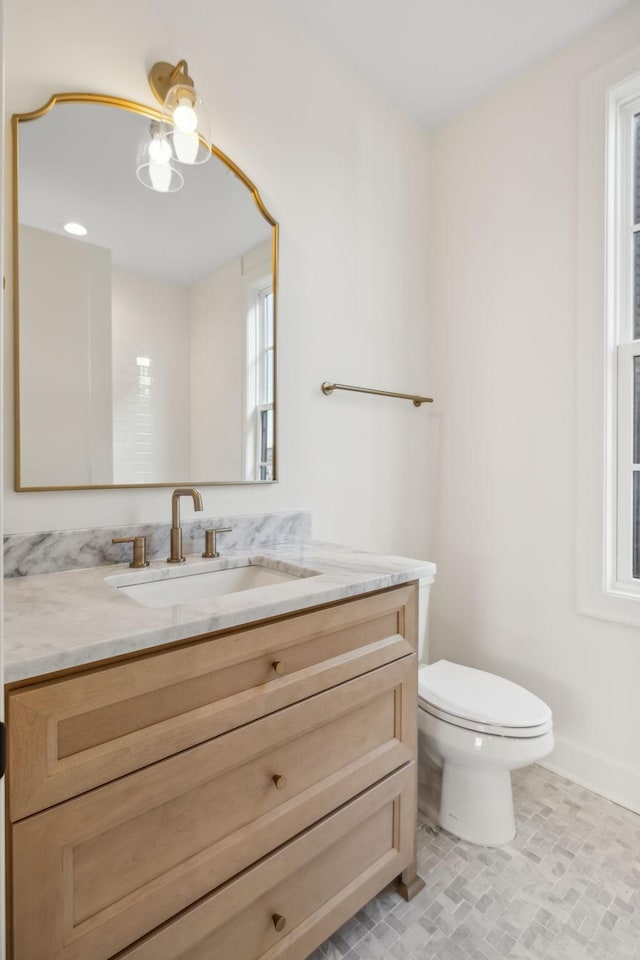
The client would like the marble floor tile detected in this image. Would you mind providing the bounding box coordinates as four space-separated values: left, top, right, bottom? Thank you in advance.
307 765 640 960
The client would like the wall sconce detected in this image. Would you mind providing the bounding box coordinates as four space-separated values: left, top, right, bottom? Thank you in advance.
136 121 185 193
148 59 211 166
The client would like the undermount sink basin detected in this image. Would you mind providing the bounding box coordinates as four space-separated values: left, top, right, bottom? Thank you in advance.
110 560 314 608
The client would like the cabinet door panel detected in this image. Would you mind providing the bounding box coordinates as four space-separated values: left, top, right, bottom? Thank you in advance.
119 764 417 960
8 585 417 819
11 658 416 960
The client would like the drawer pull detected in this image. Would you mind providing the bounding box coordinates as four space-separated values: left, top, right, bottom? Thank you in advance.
272 660 285 676
272 774 288 790
272 913 287 932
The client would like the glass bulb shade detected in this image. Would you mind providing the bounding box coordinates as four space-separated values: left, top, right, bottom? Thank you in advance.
149 161 172 193
136 121 184 192
136 161 184 193
172 129 199 164
148 136 172 165
161 84 211 165
173 98 198 133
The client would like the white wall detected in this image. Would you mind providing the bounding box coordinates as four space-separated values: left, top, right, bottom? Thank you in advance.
429 2 640 811
18 225 112 486
189 257 243 480
112 269 190 484
3 0 432 558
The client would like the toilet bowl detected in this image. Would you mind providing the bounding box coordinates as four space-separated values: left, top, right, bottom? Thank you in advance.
417 660 553 846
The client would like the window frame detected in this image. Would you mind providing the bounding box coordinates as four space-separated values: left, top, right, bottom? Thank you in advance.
615 341 640 588
577 46 640 628
607 86 640 599
254 285 274 482
242 271 274 482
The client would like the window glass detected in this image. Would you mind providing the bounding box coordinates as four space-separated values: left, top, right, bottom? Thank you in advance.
634 232 640 340
634 472 640 580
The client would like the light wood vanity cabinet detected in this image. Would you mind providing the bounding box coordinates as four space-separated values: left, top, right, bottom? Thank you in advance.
6 583 423 960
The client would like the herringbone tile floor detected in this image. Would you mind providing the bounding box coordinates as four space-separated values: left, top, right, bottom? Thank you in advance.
308 765 640 959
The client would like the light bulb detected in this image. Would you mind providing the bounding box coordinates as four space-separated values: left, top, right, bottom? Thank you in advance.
149 161 172 193
173 129 199 164
158 82 210 165
173 97 198 133
136 158 184 193
148 136 171 165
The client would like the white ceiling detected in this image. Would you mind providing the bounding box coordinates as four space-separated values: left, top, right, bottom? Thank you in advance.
271 0 633 129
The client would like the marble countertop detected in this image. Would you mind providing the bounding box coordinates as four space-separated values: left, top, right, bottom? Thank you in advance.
3 540 436 683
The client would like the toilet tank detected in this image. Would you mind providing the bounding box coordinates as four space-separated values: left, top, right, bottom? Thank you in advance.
418 578 433 664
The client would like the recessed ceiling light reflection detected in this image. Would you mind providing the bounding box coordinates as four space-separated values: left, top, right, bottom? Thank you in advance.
63 222 88 237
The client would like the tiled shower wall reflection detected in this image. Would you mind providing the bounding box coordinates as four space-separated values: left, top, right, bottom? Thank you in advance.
111 269 190 484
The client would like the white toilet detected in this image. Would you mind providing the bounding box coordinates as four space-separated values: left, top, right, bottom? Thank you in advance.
417 659 553 846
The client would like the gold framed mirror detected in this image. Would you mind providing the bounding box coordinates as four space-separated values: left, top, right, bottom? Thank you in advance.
13 93 278 491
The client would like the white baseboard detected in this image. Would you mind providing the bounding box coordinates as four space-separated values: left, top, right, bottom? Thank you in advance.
540 734 640 816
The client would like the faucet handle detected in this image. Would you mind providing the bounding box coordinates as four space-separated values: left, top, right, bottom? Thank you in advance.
112 536 150 568
202 527 232 559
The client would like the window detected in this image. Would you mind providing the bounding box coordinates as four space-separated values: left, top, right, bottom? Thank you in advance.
577 49 640 626
243 276 275 481
606 80 640 598
254 286 275 481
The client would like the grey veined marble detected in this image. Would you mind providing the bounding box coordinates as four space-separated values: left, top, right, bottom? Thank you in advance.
3 509 311 578
3 538 436 682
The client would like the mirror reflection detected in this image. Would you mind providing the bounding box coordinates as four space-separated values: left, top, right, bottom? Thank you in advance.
14 96 277 490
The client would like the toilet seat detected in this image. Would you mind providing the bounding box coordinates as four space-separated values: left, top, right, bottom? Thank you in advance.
418 660 552 739
418 699 552 738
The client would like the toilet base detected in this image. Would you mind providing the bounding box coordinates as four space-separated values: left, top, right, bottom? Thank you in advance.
440 763 515 846
418 746 442 823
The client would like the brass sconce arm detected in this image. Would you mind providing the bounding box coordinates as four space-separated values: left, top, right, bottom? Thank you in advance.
148 59 195 105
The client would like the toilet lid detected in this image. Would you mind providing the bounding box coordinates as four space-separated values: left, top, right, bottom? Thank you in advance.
418 660 552 729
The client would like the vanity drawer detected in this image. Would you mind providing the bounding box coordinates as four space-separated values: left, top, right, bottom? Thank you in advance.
8 584 417 820
11 657 416 960
117 763 417 960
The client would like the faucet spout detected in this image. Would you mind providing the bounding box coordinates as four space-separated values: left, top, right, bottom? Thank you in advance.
171 487 203 528
168 487 204 563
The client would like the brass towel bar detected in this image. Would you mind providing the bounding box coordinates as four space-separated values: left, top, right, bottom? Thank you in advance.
321 381 433 408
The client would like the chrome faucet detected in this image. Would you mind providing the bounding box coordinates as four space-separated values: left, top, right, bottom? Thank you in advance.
168 487 203 563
